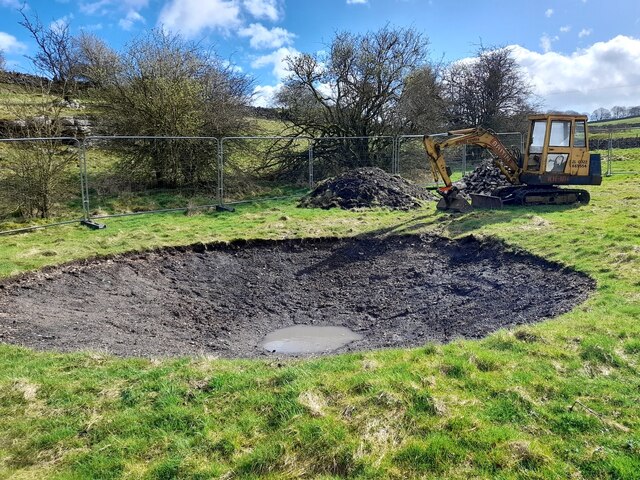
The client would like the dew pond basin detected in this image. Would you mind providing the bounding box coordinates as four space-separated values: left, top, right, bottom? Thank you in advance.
0 234 594 359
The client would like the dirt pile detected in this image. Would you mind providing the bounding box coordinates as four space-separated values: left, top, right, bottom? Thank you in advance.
458 160 512 195
299 167 435 210
0 234 594 358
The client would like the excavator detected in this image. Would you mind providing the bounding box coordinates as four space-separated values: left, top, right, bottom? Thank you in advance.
423 114 602 212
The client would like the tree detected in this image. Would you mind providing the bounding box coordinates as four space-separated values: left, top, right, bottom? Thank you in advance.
82 29 252 188
0 90 78 219
591 107 611 121
19 8 80 94
442 46 535 131
611 105 628 119
0 50 6 71
628 106 640 117
276 26 430 175
397 64 447 134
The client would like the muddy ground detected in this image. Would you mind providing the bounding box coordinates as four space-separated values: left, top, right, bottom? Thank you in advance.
0 234 594 359
299 167 435 210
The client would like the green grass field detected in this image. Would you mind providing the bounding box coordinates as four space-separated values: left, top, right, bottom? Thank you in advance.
0 151 638 478
589 116 640 127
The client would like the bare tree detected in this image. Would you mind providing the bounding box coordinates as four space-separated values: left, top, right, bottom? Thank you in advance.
611 105 629 119
276 26 430 175
19 8 80 95
591 107 611 121
397 64 447 134
628 106 640 117
0 89 78 219
443 46 536 131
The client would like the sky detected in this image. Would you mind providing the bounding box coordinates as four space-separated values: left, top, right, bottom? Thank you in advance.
0 0 638 115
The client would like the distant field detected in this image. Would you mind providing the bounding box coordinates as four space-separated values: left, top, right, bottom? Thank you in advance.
589 116 640 127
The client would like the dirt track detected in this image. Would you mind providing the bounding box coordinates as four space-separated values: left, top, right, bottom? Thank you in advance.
0 234 594 358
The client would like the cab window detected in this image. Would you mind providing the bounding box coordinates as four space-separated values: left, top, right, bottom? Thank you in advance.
529 120 547 153
549 121 571 147
574 121 586 147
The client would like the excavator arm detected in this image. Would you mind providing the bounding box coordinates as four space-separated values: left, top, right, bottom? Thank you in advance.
422 127 523 212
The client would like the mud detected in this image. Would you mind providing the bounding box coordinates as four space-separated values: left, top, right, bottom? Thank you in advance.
299 167 435 210
0 234 594 359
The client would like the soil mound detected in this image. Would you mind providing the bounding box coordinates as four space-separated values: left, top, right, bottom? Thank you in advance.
458 160 512 196
299 167 435 210
0 234 594 359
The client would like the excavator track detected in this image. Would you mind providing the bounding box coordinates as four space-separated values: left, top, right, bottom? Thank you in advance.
493 186 591 206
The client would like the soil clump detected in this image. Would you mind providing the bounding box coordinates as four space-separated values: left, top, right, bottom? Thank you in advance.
0 234 593 359
299 167 435 210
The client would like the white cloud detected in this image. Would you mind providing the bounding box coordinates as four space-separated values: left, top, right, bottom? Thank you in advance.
50 14 74 34
347 0 368 4
158 0 241 37
0 0 21 8
251 83 281 107
252 46 299 80
545 8 553 17
81 23 104 31
0 31 27 53
578 28 592 38
238 23 295 49
80 0 148 16
539 33 558 53
243 0 280 21
560 25 571 33
222 59 243 73
119 9 145 30
511 35 640 112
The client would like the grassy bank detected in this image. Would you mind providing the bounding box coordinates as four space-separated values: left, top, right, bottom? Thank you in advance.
0 158 639 478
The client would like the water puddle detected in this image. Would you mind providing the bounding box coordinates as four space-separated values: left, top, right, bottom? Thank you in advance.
261 325 363 354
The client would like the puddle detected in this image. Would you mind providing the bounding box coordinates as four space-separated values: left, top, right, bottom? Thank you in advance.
261 325 363 354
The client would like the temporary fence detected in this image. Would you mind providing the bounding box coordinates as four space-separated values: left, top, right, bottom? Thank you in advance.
588 126 640 176
0 137 85 235
83 136 221 221
0 127 637 234
397 132 524 185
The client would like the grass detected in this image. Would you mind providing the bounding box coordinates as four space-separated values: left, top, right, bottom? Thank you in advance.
0 156 639 479
0 153 640 479
589 116 640 127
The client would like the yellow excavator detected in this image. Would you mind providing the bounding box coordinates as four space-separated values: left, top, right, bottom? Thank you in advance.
423 114 602 212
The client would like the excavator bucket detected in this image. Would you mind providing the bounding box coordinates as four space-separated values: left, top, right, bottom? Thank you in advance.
436 190 473 213
470 193 504 209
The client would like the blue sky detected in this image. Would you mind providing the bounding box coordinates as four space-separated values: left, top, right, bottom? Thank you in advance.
0 0 639 113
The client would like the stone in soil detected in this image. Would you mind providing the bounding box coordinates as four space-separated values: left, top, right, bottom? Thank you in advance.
299 167 435 210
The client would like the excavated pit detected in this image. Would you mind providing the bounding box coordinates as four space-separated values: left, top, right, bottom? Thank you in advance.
0 234 594 358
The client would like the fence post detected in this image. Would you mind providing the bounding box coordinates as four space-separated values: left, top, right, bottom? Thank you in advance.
607 130 613 176
217 138 224 205
79 137 90 220
462 145 467 176
308 138 315 188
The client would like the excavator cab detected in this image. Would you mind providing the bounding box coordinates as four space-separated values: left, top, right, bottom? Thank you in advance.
522 114 596 184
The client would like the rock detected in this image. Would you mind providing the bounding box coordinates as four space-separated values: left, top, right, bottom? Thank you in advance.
456 160 513 195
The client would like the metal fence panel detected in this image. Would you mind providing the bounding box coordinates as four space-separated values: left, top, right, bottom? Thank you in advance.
84 136 220 219
220 136 311 204
397 132 523 186
589 126 640 175
311 136 394 185
0 137 83 233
